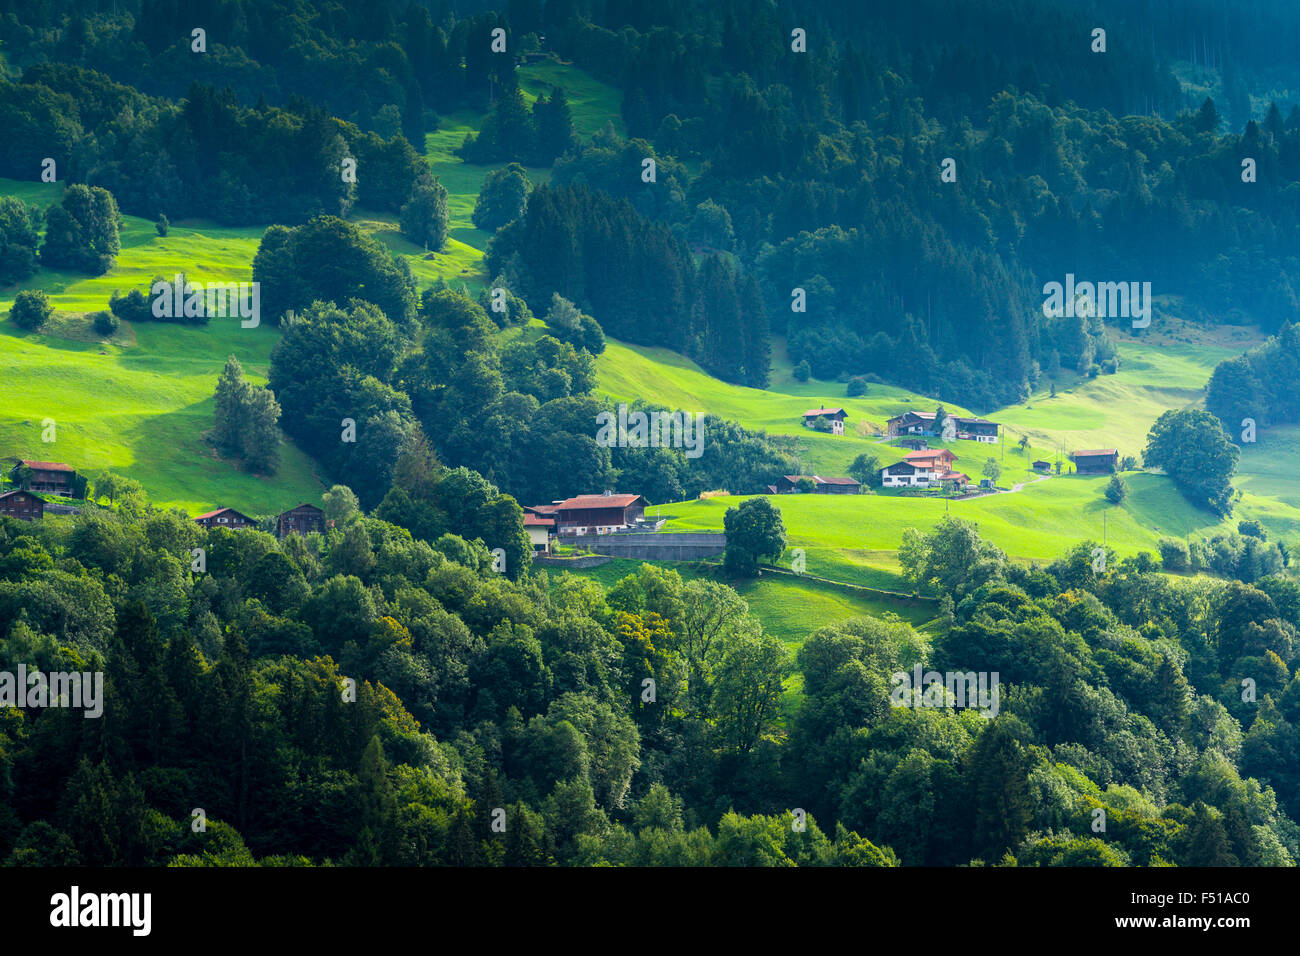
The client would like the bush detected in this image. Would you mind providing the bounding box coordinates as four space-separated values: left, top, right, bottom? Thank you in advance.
793 359 810 382
10 289 52 330
846 376 868 397
1239 518 1267 540
92 310 119 336
1158 537 1189 572
155 213 169 237
1105 474 1127 504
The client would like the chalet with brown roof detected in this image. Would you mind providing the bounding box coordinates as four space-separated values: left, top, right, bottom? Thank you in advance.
195 507 255 529
886 410 1000 443
10 460 78 497
277 503 325 537
801 406 848 435
0 489 44 521
554 493 647 535
1070 449 1119 474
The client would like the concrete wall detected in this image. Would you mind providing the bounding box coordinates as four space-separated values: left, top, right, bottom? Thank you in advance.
533 554 613 569
562 531 727 561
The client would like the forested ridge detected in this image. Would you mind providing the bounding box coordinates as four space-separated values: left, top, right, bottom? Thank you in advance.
7 0 1300 406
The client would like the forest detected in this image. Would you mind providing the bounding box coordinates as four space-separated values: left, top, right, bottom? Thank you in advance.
2 0 1300 872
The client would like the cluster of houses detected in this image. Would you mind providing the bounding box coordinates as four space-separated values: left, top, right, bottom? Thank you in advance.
885 410 1002 443
192 503 328 537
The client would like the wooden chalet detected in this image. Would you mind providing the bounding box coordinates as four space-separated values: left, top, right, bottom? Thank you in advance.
277 503 326 537
886 411 1000 443
801 407 848 435
1070 449 1119 474
554 493 647 535
0 489 45 521
195 507 256 530
1032 459 1053 473
10 460 78 497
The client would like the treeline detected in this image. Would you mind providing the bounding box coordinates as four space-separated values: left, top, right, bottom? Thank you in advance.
1207 323 1300 438
0 66 433 225
0 0 546 143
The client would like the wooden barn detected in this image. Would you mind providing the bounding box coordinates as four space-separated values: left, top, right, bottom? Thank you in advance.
277 503 326 537
10 460 78 497
554 493 647 534
195 507 255 529
1070 449 1119 474
0 489 45 521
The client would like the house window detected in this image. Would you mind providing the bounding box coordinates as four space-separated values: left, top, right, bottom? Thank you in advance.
219 517 228 523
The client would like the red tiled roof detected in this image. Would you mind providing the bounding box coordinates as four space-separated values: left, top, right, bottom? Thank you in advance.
523 515 555 527
556 494 644 510
802 407 847 417
524 504 559 515
1071 449 1118 458
19 460 74 472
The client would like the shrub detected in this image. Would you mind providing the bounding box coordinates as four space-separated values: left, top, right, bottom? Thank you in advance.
155 213 170 237
10 289 52 330
846 376 868 397
793 359 810 382
92 310 119 336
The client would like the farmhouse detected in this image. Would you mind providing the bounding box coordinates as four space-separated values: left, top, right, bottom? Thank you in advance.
1032 459 1053 473
554 493 647 535
885 411 1001 443
774 475 861 494
10 460 78 497
801 407 848 435
194 507 255 529
880 450 965 489
1070 449 1119 474
0 489 44 521
277 503 326 537
524 513 555 553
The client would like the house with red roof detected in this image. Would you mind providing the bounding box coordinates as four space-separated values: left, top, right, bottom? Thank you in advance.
9 459 78 497
524 513 555 553
553 493 647 535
